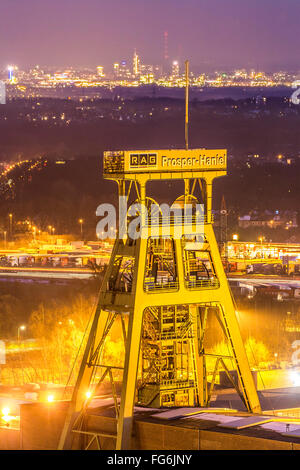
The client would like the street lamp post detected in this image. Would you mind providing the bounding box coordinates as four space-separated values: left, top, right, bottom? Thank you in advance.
259 236 264 257
8 213 12 238
17 325 26 341
51 227 55 244
79 219 83 239
3 231 7 249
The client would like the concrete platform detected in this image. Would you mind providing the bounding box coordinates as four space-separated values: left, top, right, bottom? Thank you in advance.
16 390 300 450
0 385 299 450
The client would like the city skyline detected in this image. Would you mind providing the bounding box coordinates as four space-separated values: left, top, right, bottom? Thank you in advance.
1 0 300 70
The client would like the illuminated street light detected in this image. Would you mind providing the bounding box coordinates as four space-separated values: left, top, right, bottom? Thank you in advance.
1 407 12 426
78 219 83 238
47 394 54 403
8 213 13 238
2 407 10 417
17 325 26 341
232 234 239 241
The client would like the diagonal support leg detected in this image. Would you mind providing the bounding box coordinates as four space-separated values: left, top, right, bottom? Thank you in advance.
116 236 147 450
58 308 110 449
116 307 144 450
206 224 261 413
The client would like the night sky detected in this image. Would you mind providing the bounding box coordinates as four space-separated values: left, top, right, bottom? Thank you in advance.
1 0 299 70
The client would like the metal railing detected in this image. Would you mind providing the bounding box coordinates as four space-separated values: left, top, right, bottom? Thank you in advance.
185 278 220 289
144 278 219 292
148 214 213 226
144 280 179 292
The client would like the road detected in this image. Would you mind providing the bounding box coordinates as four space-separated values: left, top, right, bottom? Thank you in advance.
229 276 300 288
0 266 94 280
0 265 300 283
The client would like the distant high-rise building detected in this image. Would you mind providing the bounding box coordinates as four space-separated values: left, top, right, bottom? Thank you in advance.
96 66 104 77
7 66 14 81
133 50 140 76
7 65 19 83
139 64 154 84
120 60 130 78
172 61 179 77
114 61 131 79
153 65 162 78
113 63 120 75
234 69 247 79
140 64 153 74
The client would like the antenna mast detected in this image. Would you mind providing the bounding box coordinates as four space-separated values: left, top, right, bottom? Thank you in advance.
185 60 189 150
